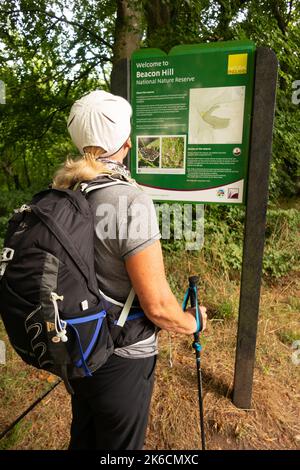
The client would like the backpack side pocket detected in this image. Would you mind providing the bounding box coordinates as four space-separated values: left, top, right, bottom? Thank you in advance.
65 303 114 379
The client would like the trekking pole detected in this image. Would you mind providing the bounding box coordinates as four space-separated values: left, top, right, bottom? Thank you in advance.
183 275 206 450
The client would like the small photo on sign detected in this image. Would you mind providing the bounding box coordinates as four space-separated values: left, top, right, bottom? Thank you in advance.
161 136 185 169
136 135 186 174
228 188 239 199
137 137 160 169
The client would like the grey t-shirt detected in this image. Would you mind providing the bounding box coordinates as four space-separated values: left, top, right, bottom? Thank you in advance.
88 181 161 358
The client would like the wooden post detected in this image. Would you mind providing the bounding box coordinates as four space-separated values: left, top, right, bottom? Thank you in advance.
232 47 278 408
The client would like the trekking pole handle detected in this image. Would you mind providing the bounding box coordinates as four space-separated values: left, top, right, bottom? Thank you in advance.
189 275 199 309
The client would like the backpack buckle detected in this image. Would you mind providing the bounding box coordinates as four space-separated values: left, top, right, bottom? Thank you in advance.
1 248 14 262
79 183 88 193
14 204 31 214
0 248 14 278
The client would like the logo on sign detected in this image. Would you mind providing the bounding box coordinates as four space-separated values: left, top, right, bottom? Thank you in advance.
228 54 248 75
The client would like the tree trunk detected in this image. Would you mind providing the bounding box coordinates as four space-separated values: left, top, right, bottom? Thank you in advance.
270 0 288 35
13 174 22 190
1 164 12 190
144 0 175 50
23 153 31 187
110 0 144 93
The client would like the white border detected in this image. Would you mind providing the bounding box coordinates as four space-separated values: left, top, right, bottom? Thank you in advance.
140 179 244 203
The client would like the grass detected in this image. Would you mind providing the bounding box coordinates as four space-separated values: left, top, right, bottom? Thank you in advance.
0 321 59 436
0 422 33 450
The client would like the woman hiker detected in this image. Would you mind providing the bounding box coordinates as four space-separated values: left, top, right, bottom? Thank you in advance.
52 90 207 450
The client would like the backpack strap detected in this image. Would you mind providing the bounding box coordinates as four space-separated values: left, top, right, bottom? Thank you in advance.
81 176 135 196
99 288 124 307
30 205 95 294
116 287 136 327
80 175 139 326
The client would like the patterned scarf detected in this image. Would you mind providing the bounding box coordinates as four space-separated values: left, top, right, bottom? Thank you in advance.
98 158 138 186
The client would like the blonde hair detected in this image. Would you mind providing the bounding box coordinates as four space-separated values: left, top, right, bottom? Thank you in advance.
52 146 113 189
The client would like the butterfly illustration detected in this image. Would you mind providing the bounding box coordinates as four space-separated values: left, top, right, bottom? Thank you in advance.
139 147 159 162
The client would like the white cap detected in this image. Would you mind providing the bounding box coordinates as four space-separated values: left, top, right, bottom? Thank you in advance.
67 90 132 157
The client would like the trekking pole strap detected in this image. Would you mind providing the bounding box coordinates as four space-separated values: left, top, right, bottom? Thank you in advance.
192 286 202 333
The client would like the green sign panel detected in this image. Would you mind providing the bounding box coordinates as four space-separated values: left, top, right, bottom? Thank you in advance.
130 40 256 204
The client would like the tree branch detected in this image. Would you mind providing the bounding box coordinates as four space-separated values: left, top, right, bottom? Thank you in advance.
270 0 287 35
1 6 113 50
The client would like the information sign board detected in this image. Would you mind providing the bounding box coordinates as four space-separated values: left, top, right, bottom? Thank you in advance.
131 41 256 203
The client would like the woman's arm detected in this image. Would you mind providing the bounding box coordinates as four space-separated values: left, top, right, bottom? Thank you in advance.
125 240 206 335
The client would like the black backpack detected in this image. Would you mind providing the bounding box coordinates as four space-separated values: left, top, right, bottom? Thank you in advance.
0 175 147 393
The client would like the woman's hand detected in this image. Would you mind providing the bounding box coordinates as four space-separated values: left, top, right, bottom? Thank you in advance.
126 240 206 335
186 306 207 332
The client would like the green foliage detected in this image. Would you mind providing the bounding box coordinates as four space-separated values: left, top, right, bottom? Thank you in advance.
0 190 34 216
0 189 36 247
263 208 300 278
263 250 294 278
156 199 300 281
0 0 112 192
202 203 300 279
0 216 9 248
203 205 245 273
216 300 236 320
